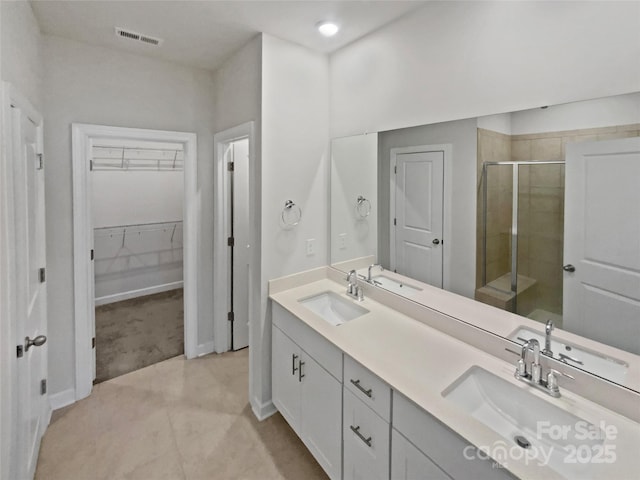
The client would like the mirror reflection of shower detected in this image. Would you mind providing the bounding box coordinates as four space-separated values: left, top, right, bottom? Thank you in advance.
477 160 565 327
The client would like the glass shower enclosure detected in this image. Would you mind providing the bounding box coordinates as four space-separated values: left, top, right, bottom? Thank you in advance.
478 161 565 327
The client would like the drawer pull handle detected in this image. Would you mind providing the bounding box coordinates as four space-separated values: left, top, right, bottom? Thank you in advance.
292 354 298 375
350 379 372 398
298 361 305 382
350 425 372 447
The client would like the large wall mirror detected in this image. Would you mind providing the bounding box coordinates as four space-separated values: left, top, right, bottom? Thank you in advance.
330 92 640 392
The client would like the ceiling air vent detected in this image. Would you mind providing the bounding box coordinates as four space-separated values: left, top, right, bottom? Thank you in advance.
115 28 163 47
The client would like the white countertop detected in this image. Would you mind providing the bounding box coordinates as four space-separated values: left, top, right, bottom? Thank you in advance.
333 256 640 392
269 271 640 480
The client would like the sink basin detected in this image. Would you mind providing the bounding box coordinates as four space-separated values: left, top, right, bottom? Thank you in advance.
299 291 369 326
370 275 422 298
509 326 628 385
443 367 603 477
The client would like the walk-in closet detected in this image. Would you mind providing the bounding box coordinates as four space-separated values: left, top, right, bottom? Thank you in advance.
91 138 184 382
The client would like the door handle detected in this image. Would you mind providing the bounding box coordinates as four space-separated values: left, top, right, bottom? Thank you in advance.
292 354 298 375
432 239 440 245
25 335 47 352
563 264 576 272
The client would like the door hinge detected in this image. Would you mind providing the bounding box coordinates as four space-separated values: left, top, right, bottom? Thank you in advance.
37 153 44 170
92 337 96 349
227 237 234 247
39 267 46 283
227 161 234 172
90 160 94 171
91 249 94 261
40 379 47 395
17 345 24 358
393 218 397 226
227 311 234 322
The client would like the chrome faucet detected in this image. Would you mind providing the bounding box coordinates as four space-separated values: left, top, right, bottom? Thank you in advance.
511 337 573 398
543 320 554 357
367 264 383 283
346 270 364 301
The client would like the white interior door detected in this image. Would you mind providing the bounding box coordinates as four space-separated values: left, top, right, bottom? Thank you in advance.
563 137 640 355
10 90 48 479
230 138 250 350
392 151 444 287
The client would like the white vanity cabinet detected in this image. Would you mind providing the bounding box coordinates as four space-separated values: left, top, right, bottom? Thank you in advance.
392 393 516 480
343 357 391 480
391 430 450 480
271 305 342 480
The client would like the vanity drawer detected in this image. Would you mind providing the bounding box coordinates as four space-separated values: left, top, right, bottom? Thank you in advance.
343 389 390 480
393 392 515 480
344 355 391 421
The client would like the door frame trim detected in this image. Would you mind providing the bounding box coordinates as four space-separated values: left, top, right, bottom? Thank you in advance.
213 122 255 353
389 144 452 290
71 123 198 401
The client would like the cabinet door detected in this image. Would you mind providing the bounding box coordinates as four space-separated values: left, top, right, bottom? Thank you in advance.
391 430 450 480
300 353 342 480
272 326 301 432
343 389 390 480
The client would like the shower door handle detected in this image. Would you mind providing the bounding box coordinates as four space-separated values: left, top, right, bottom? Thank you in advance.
563 264 576 272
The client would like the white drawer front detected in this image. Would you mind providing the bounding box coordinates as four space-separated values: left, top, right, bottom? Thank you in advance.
393 392 515 480
343 389 390 480
344 355 391 421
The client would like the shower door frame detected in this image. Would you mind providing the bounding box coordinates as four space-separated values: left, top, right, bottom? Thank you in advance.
481 160 565 312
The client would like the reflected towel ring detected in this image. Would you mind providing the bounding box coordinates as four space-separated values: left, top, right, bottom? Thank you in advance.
281 200 302 228
355 195 371 218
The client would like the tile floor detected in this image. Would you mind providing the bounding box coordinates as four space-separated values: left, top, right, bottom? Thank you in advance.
35 349 327 480
95 289 184 383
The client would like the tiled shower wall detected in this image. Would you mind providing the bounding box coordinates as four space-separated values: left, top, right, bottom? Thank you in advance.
476 123 640 317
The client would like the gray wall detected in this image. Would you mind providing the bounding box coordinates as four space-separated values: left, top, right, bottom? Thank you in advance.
42 35 216 396
378 118 478 298
0 1 43 109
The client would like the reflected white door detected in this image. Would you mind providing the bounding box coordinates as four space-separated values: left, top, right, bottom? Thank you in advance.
391 150 444 287
9 90 48 479
229 139 249 350
563 137 640 355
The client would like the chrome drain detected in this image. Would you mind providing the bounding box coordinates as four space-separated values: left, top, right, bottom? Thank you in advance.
514 435 531 449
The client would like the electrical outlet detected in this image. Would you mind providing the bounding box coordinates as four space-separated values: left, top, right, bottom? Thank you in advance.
306 238 315 256
338 233 347 250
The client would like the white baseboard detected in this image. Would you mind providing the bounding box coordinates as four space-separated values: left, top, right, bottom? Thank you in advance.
251 397 277 421
95 281 183 306
196 341 215 357
49 388 76 411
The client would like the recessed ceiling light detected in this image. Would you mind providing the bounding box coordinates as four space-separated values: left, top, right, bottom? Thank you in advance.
317 21 339 37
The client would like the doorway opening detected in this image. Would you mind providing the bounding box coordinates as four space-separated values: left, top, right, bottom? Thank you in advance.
72 124 198 401
91 138 185 383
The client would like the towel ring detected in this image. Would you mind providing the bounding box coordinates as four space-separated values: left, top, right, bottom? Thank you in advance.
281 200 302 228
355 195 371 218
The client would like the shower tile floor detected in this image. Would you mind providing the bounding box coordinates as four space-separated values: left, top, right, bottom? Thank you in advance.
95 289 184 383
36 349 327 479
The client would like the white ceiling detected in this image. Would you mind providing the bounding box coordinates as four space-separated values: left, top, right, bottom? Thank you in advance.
31 1 426 72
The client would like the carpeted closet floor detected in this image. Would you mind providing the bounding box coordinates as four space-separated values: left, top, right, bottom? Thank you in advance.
95 288 184 383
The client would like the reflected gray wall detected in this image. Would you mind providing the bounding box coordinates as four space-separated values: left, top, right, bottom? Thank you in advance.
378 118 478 298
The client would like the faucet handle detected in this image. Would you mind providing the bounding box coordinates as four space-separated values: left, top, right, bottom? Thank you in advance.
546 368 574 395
